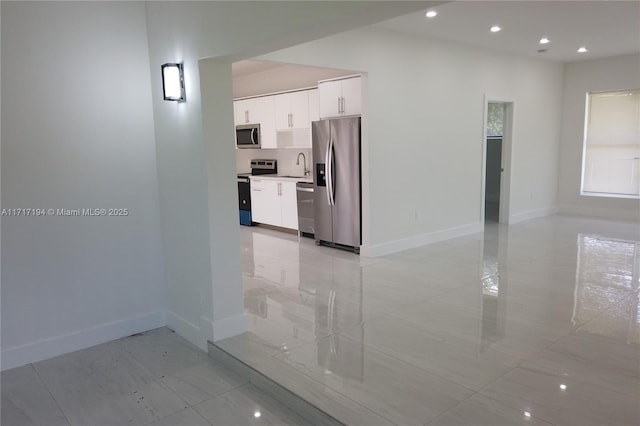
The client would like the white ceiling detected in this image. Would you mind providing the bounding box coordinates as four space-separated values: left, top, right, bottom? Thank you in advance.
377 1 640 63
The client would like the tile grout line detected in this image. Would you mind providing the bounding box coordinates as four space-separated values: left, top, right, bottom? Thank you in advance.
29 362 74 426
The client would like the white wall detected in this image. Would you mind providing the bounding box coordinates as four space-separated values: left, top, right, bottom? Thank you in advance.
261 27 564 255
1 2 166 370
557 54 640 221
143 1 430 348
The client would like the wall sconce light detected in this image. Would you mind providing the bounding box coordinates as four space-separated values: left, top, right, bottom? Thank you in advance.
161 63 186 102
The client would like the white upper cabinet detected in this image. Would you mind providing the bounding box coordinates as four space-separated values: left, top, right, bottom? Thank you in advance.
318 76 361 119
318 80 342 119
234 86 329 149
308 88 319 123
275 91 309 130
234 99 251 126
256 97 277 149
340 77 362 116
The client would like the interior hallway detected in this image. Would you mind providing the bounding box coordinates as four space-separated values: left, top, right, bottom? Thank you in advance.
217 214 640 425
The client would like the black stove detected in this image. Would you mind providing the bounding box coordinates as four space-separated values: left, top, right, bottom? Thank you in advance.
238 159 277 226
249 159 278 175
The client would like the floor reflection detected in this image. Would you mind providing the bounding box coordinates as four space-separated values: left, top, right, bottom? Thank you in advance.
232 217 640 426
241 228 366 381
574 234 640 343
480 224 507 349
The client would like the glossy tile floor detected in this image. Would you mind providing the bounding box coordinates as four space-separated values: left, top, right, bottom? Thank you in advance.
219 215 640 426
1 328 311 426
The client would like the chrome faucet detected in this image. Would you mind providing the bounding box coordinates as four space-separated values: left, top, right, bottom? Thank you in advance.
296 152 310 176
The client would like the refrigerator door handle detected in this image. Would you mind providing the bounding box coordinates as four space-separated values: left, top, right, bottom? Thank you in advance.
328 137 336 206
325 138 332 206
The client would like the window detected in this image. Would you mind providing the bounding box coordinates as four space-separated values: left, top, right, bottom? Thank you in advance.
581 89 640 198
487 103 505 137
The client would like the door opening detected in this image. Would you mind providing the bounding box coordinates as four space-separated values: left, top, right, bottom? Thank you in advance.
485 103 504 222
482 99 513 224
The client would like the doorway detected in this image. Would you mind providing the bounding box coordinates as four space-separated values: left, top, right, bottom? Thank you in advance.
482 99 513 224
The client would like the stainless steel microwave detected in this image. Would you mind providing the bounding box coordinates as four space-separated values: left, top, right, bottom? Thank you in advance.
236 123 261 149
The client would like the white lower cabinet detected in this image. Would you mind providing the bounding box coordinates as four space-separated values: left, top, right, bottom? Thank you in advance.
250 178 299 230
279 181 298 229
250 179 280 225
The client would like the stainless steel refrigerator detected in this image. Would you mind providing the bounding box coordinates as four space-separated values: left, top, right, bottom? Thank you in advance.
312 117 361 252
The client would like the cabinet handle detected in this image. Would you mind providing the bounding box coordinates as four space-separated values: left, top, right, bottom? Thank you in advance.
341 97 345 114
337 97 341 114
278 182 282 196
245 110 249 123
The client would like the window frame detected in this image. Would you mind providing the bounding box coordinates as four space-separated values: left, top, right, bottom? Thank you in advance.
580 89 640 200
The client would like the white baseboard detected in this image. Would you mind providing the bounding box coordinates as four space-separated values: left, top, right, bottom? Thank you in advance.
167 310 206 350
209 313 248 342
508 206 557 224
360 222 484 257
557 204 640 222
163 311 248 350
1 310 166 371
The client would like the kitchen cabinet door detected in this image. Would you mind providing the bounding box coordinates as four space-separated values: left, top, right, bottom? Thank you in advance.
318 77 361 118
249 178 267 223
318 80 343 119
254 96 277 149
274 93 291 130
237 97 264 125
234 99 251 125
275 91 309 130
308 89 319 123
341 77 362 117
288 91 309 129
250 179 279 226
279 181 299 230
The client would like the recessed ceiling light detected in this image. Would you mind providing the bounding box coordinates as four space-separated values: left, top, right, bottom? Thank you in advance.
490 26 501 33
577 47 588 53
425 10 437 18
539 37 550 45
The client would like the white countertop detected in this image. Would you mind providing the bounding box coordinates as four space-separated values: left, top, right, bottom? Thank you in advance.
249 174 313 183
